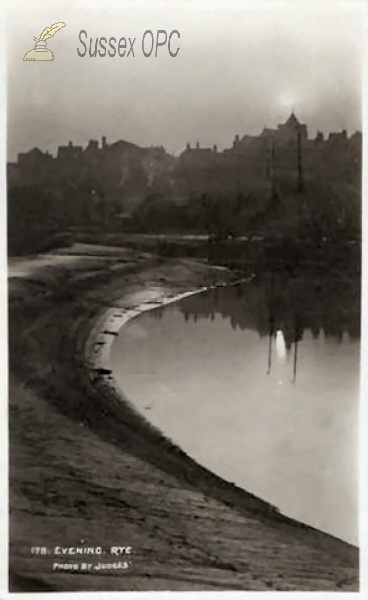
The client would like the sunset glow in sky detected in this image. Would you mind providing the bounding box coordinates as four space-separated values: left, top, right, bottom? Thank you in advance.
6 0 365 159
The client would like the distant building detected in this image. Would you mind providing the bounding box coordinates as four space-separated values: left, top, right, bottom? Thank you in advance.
57 141 83 160
276 112 307 144
179 111 361 193
18 147 53 166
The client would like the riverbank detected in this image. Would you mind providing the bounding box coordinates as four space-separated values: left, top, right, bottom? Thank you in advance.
8 245 359 591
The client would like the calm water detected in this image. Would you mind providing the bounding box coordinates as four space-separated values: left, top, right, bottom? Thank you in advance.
110 272 360 545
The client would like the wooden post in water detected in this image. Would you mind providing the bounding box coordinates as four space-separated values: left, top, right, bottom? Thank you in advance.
267 314 275 375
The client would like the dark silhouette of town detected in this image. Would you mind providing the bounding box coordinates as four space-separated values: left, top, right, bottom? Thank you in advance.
7 112 361 255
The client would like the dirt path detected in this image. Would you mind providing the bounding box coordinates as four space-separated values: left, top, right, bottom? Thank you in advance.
8 248 359 592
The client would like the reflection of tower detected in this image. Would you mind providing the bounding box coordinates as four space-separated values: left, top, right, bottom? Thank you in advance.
275 330 287 361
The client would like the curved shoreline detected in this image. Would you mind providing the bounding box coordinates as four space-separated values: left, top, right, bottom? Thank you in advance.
9 252 359 592
83 274 358 539
85 285 210 379
82 277 284 516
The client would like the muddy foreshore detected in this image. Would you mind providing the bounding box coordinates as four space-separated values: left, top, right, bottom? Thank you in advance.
8 247 359 592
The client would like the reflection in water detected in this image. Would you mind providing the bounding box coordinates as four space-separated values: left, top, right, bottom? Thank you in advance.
275 330 287 361
110 270 359 545
180 271 360 342
179 269 360 382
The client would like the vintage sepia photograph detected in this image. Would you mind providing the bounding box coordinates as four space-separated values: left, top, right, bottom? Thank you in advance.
3 0 366 594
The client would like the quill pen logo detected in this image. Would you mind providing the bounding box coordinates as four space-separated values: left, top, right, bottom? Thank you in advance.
23 22 66 61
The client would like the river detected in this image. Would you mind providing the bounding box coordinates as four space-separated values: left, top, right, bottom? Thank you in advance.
110 269 360 545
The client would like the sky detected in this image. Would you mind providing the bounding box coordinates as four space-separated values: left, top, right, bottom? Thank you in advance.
5 0 366 161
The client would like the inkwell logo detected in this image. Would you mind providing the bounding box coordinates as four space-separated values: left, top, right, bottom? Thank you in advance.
23 22 66 61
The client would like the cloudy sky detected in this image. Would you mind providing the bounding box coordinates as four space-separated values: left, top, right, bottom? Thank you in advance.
6 0 365 160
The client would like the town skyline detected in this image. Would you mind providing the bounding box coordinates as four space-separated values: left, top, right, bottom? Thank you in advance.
8 110 363 162
8 109 360 230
